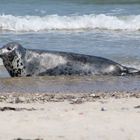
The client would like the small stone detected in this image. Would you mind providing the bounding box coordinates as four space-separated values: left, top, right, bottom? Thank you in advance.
79 112 84 115
6 98 14 103
0 96 6 99
13 138 43 140
15 97 26 103
121 107 129 111
134 105 140 109
70 98 83 104
89 93 96 97
101 107 107 111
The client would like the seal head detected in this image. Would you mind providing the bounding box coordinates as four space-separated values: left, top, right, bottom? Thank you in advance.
0 42 26 77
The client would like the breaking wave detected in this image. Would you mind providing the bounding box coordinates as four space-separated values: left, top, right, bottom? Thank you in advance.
0 14 140 32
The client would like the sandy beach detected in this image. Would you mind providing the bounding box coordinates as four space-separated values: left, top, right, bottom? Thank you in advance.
0 92 139 140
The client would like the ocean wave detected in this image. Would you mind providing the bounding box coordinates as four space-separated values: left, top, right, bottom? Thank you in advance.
0 14 140 32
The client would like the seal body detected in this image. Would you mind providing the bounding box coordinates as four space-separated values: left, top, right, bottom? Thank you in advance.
0 42 139 77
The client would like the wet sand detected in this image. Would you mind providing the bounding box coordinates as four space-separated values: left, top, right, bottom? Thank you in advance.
0 75 140 93
0 92 140 140
0 63 140 93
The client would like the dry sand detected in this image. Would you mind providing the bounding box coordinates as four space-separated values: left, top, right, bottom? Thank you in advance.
0 93 140 140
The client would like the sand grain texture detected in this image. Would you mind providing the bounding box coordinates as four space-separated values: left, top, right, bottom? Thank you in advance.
0 94 139 140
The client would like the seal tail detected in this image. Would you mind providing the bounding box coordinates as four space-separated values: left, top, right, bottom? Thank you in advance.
122 66 140 76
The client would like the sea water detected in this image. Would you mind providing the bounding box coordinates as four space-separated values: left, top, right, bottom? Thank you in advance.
0 0 140 93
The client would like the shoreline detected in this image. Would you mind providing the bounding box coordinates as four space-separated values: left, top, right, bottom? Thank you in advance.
0 92 140 104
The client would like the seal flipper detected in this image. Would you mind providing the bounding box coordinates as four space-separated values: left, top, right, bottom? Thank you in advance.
123 67 140 75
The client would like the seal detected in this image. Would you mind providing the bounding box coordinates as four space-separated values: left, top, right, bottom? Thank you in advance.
0 42 139 77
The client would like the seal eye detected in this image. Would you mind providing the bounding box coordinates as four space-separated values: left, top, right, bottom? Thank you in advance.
7 46 12 51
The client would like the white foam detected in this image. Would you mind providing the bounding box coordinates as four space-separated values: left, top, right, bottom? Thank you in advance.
0 14 140 32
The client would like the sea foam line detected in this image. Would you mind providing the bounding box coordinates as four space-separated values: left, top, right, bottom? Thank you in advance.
0 14 140 32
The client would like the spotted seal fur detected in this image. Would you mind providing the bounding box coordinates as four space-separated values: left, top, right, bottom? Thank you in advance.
0 42 139 77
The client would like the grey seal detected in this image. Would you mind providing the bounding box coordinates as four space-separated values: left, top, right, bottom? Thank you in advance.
0 42 139 77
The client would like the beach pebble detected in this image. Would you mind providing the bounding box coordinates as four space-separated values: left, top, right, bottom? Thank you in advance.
134 105 140 109
79 112 84 115
70 98 83 104
101 107 107 111
6 98 14 103
89 93 96 97
14 138 43 140
15 97 26 103
121 107 129 111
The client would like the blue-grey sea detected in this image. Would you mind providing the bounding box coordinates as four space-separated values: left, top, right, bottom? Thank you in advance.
0 0 140 93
